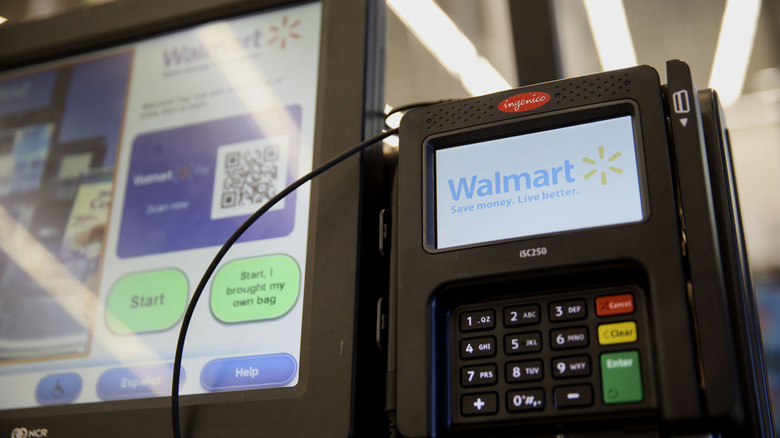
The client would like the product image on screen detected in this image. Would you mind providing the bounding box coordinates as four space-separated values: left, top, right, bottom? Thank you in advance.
433 116 645 249
0 1 321 411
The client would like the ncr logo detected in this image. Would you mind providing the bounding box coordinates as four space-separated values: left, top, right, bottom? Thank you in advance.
11 427 48 438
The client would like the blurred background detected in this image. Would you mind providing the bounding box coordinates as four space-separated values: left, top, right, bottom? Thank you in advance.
1 0 780 428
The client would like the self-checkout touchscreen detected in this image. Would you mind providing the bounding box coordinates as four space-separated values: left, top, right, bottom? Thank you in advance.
0 2 321 410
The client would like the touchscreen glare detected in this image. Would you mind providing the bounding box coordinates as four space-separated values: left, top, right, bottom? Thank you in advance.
434 116 645 249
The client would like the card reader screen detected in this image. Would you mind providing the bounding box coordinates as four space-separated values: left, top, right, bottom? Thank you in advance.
433 115 645 249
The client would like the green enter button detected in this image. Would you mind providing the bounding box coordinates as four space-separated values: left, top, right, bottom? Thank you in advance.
106 269 188 334
600 350 643 404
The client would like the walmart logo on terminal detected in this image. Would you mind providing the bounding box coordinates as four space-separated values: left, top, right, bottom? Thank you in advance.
445 144 628 202
583 146 623 185
446 160 575 201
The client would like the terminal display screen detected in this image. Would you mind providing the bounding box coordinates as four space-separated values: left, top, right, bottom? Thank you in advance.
0 2 321 409
433 116 645 249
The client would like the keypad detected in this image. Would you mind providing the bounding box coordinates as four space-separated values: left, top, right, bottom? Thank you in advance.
450 287 652 423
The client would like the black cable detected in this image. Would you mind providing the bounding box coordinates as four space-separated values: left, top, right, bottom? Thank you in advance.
386 99 454 117
383 99 454 130
171 127 399 438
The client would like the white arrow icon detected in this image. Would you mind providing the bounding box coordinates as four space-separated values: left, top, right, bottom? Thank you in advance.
680 118 688 127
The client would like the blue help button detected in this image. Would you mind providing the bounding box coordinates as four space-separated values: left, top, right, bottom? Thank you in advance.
201 353 297 391
36 372 82 405
97 363 184 400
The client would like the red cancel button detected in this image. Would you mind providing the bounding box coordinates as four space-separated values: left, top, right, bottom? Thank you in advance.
595 293 635 317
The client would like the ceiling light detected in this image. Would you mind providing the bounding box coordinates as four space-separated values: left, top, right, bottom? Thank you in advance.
708 0 761 108
387 0 510 96
583 0 637 71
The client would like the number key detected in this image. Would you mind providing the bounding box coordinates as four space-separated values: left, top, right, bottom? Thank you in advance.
507 388 545 412
551 327 589 350
460 309 495 332
552 355 591 378
460 336 496 359
504 304 540 327
505 331 542 355
506 359 543 383
461 364 497 387
549 299 587 322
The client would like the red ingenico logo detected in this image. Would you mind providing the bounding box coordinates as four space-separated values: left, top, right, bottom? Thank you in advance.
497 92 551 113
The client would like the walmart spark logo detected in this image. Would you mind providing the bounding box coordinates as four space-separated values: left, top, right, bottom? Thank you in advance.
583 146 623 185
268 15 301 49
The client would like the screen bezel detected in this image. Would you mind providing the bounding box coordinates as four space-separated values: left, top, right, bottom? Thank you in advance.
422 101 650 253
0 0 384 436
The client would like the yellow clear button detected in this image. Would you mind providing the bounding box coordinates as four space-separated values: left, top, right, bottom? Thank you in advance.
598 321 638 345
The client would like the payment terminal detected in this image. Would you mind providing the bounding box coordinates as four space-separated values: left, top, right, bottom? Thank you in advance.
386 60 773 437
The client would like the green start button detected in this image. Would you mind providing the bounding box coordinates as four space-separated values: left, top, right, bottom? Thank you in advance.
600 350 643 404
106 268 188 335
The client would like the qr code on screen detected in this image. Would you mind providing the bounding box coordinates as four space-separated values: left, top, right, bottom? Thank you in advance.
211 136 289 220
